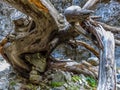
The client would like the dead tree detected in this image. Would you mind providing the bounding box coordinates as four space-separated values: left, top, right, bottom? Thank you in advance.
0 0 117 90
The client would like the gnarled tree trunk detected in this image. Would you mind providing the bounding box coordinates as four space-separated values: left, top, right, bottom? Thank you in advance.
2 0 62 77
0 0 116 89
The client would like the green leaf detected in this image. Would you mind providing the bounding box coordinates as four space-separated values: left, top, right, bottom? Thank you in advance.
50 81 65 88
72 75 81 82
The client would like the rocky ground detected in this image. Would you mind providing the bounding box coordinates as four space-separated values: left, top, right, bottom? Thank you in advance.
0 56 119 90
0 56 98 90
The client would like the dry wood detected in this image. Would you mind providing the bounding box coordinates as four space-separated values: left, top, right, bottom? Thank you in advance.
2 0 93 76
69 40 99 58
50 61 98 79
90 19 120 45
85 21 104 49
115 39 120 46
1 1 117 89
2 0 61 74
97 21 120 33
82 0 110 10
82 0 99 9
91 25 116 90
64 5 93 23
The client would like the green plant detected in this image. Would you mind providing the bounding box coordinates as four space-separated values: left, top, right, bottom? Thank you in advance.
86 76 97 87
9 81 16 86
50 81 65 88
72 75 81 82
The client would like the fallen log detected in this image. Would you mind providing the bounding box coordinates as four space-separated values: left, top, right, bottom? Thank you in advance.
97 25 116 90
87 24 116 90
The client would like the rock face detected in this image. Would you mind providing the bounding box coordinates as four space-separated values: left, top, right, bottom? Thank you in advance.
95 1 120 26
0 59 10 90
0 2 25 41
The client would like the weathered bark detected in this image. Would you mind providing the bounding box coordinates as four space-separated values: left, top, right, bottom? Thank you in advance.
96 25 116 90
0 0 116 89
1 0 94 77
2 0 62 76
97 21 120 33
82 0 99 9
50 60 98 79
86 23 116 90
91 20 120 46
69 40 99 58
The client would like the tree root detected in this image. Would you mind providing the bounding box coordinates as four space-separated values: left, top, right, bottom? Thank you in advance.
49 60 98 79
69 40 99 58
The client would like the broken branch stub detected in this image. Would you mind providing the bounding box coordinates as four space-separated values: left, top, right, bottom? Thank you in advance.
64 5 93 23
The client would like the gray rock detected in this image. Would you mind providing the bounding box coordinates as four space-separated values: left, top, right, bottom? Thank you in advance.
51 70 72 83
0 78 9 90
52 70 65 82
29 74 42 84
29 69 42 84
87 57 99 66
80 74 87 85
117 74 120 84
25 53 47 72
63 72 72 82
52 86 66 90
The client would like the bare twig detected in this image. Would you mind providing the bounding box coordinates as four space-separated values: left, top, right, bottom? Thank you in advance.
97 21 120 33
